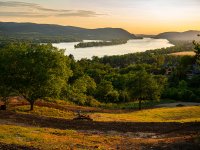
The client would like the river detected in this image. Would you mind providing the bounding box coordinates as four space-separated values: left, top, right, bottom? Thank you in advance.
53 38 174 60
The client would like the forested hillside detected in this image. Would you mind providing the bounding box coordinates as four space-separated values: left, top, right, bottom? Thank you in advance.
0 41 199 110
155 30 200 41
0 22 136 43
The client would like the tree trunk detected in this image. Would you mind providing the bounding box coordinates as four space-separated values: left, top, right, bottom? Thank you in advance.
30 101 34 111
2 97 7 111
139 99 142 110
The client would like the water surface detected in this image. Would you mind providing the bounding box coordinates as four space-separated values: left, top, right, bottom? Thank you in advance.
53 38 174 60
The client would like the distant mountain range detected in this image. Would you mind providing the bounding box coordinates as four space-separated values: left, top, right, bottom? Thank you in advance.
155 30 200 41
0 22 199 42
0 22 136 42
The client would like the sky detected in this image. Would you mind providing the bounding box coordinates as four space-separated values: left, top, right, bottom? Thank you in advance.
0 0 200 34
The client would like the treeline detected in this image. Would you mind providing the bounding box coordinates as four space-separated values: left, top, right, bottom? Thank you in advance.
0 41 199 111
74 40 127 48
0 36 81 43
96 41 194 68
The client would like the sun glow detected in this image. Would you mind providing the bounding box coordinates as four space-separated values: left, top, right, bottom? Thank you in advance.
0 0 200 34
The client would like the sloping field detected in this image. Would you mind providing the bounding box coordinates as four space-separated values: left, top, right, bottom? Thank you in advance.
13 105 200 122
93 106 200 122
0 123 199 150
0 103 200 149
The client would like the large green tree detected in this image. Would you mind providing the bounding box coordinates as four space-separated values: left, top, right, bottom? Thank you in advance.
127 69 163 110
0 43 20 108
0 43 72 110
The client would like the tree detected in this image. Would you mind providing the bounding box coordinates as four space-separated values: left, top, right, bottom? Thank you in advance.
73 75 96 95
127 69 162 110
0 43 72 110
68 75 97 105
95 80 115 102
193 39 200 76
105 90 119 103
0 43 20 109
193 40 200 65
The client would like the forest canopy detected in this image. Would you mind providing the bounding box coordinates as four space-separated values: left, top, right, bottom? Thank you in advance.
0 41 199 110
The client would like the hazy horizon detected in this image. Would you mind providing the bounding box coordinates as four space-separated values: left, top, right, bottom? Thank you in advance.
0 0 200 34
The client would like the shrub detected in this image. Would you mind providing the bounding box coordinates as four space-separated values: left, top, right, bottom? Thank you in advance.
85 96 101 107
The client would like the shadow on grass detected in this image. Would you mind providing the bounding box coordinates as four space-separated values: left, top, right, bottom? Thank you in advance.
1 111 200 134
0 142 39 150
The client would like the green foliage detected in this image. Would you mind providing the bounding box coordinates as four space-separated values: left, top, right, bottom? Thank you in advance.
67 75 97 105
126 69 164 109
118 90 130 102
1 40 199 109
193 40 200 64
0 22 135 43
0 43 72 110
96 41 194 68
85 96 101 107
95 80 114 102
105 90 119 103
74 40 127 48
127 69 163 100
163 80 197 101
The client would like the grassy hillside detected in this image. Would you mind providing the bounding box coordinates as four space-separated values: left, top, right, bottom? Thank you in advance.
94 106 200 122
1 124 198 150
13 105 200 122
0 102 200 149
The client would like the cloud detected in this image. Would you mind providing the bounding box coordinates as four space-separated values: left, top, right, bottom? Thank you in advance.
0 12 48 18
0 1 104 17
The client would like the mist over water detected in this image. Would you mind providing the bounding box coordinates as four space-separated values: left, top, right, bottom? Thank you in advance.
53 38 174 60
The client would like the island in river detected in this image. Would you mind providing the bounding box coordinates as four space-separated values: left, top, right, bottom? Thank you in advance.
74 40 128 48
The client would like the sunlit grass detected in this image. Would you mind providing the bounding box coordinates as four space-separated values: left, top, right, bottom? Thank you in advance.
92 106 200 122
14 106 75 119
0 124 122 150
13 105 200 123
1 105 200 149
0 124 198 150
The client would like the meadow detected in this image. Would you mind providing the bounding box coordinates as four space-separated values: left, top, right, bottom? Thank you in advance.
0 101 200 149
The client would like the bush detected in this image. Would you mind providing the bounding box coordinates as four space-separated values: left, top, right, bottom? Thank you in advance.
118 91 130 102
181 90 196 101
105 90 119 103
85 96 101 107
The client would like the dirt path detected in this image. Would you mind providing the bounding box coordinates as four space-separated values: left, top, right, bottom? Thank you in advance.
156 102 200 108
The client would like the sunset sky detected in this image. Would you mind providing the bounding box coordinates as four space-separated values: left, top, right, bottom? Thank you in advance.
0 0 200 34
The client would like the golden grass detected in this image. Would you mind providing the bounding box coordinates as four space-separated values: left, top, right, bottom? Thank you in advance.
0 124 196 150
0 124 124 150
92 106 200 122
1 106 200 149
13 105 200 123
14 106 75 119
169 51 195 56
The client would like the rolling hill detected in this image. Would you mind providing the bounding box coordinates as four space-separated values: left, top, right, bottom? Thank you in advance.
155 30 200 41
0 22 136 42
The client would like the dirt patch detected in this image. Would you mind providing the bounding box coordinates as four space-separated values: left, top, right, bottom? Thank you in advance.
146 139 200 150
